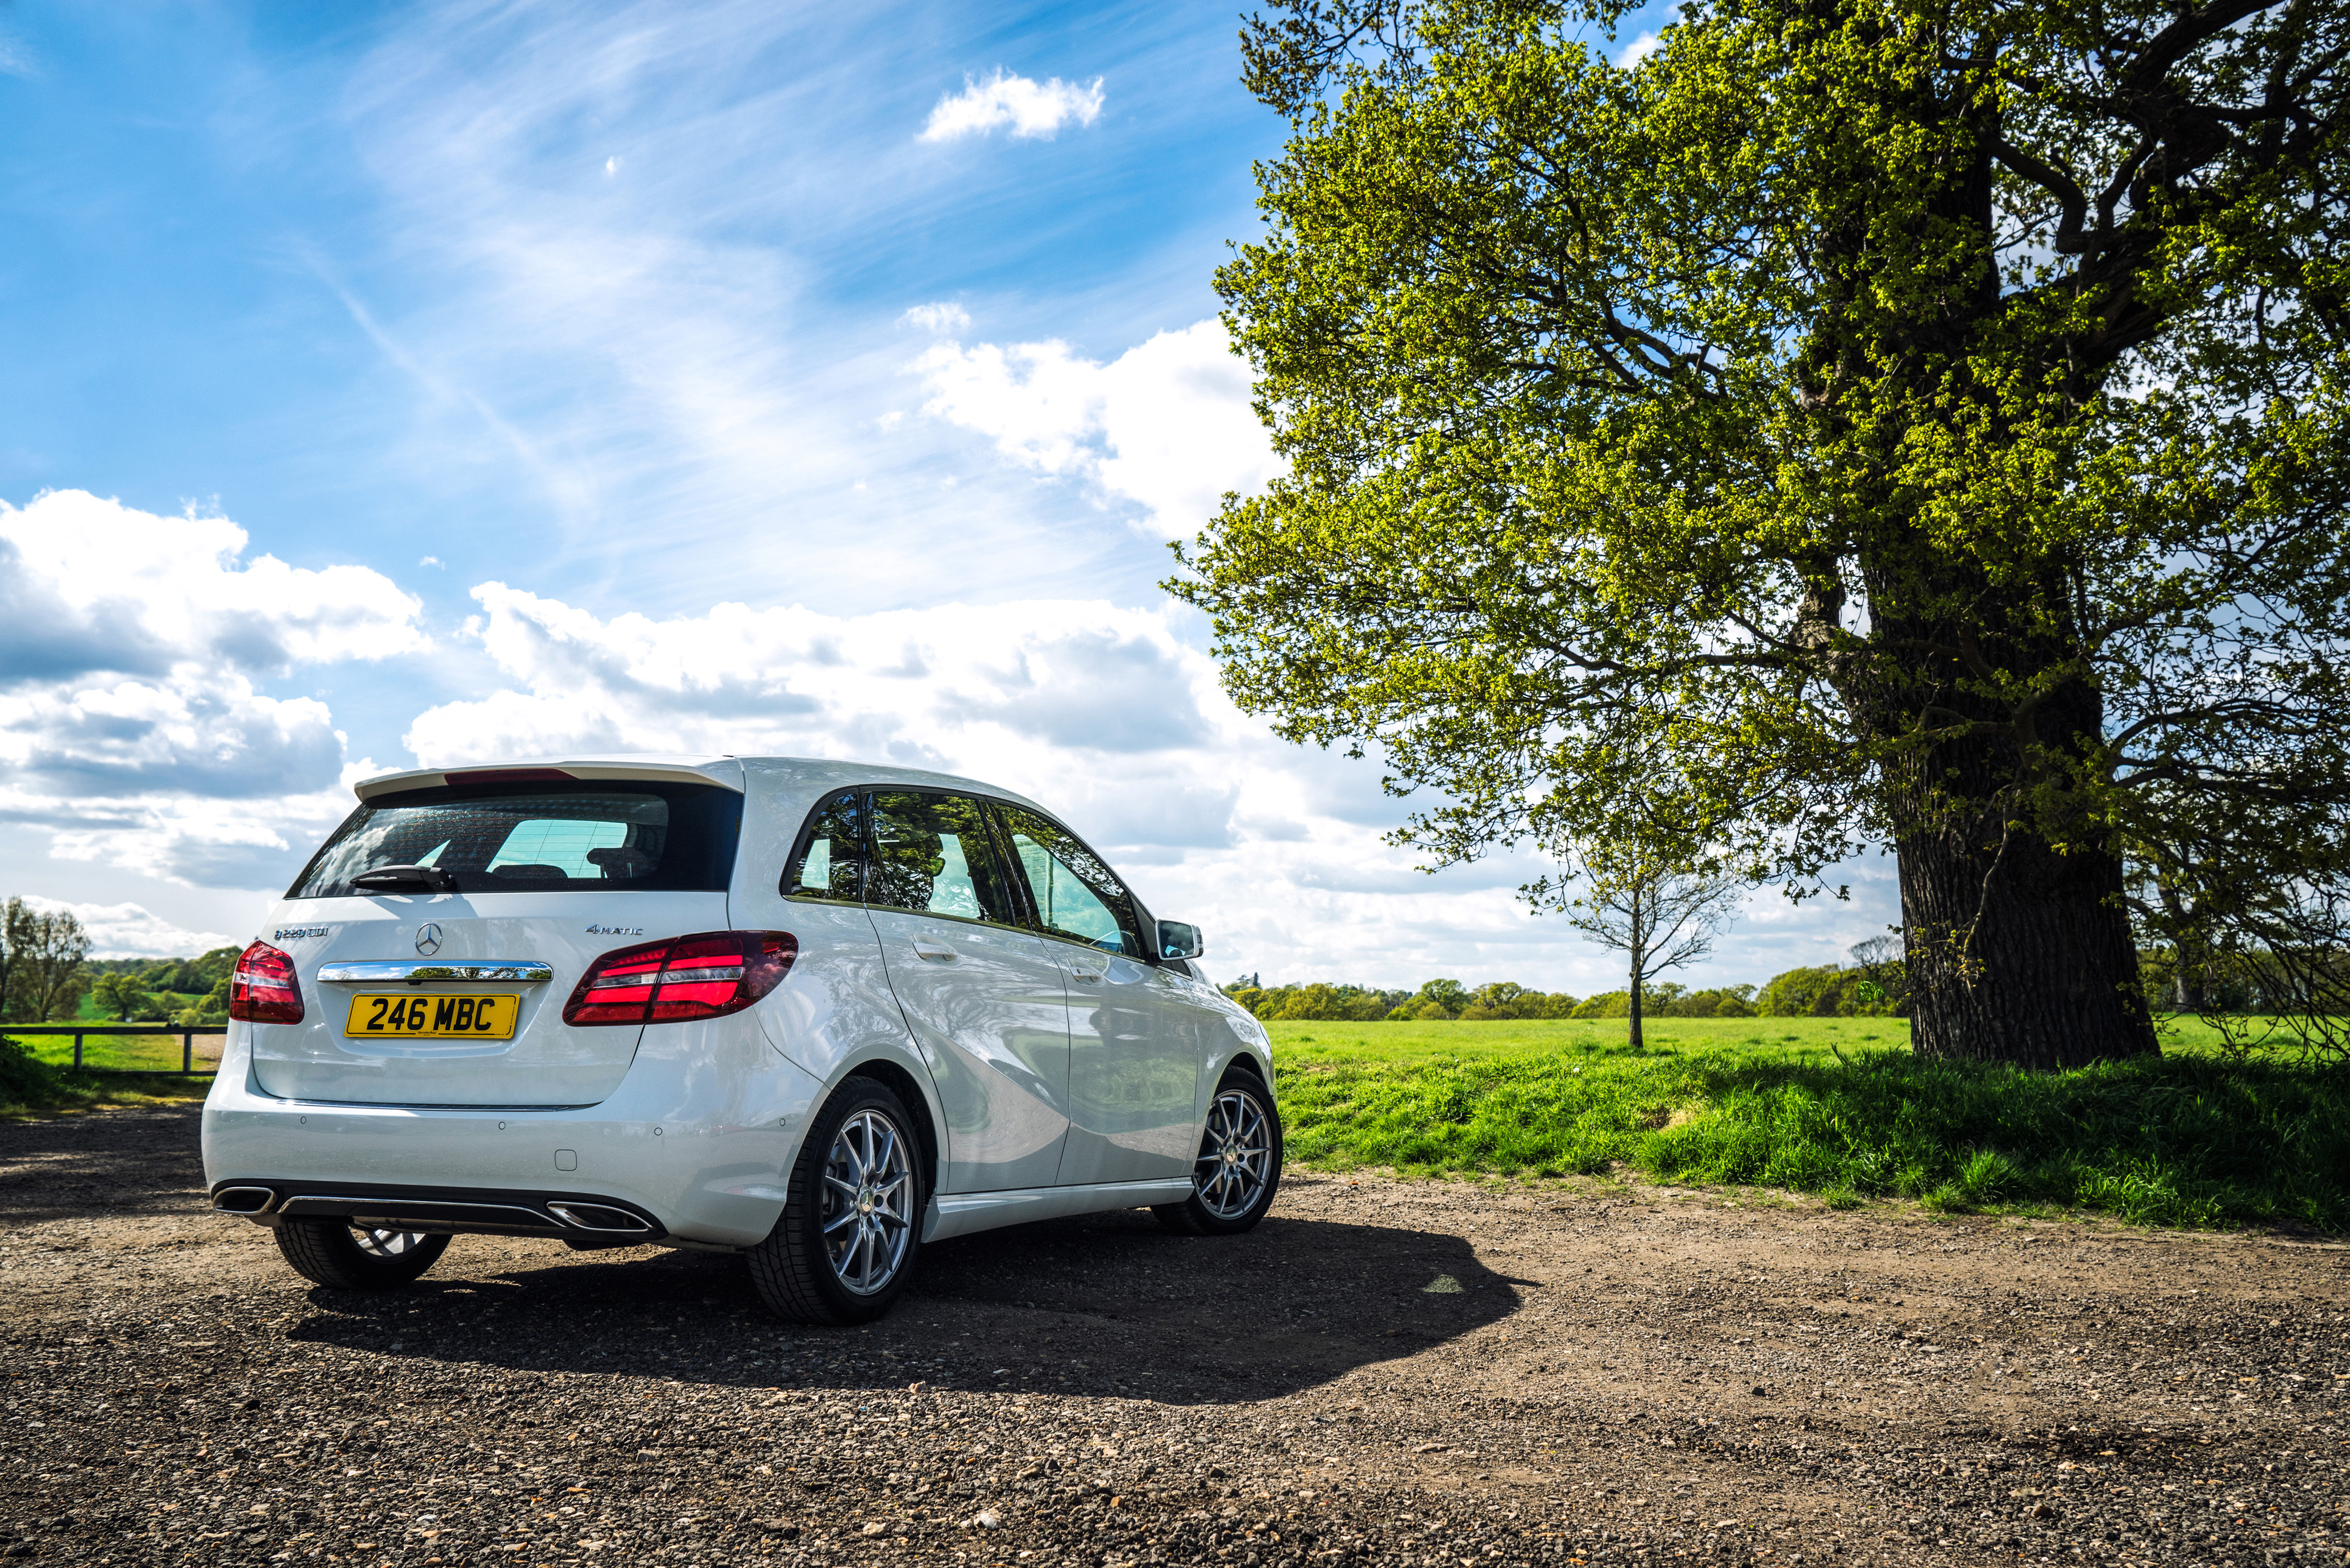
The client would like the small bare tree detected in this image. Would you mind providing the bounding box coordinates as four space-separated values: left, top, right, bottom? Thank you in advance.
1560 850 1746 1050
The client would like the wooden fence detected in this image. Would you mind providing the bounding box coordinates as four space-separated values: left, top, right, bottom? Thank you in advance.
3 1024 223 1076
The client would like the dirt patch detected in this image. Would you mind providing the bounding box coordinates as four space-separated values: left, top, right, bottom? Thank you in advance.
2 1105 2345 1565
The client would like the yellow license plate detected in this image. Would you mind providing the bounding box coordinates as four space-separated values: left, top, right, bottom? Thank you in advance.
345 993 520 1039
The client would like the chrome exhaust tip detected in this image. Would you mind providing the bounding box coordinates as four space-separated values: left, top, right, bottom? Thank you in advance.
547 1201 653 1234
213 1186 278 1216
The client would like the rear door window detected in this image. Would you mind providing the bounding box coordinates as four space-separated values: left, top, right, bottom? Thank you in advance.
288 781 742 897
866 792 1026 927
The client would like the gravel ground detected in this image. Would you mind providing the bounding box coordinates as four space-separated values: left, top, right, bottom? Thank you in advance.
2 1104 2346 1567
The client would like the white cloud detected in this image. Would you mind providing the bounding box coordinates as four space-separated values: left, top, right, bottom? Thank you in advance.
20 896 233 959
1615 31 1663 66
0 490 425 886
899 302 972 336
919 68 1105 143
914 318 1281 534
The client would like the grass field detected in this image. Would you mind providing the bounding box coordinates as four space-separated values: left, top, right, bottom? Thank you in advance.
1269 1015 2349 1231
13 1026 224 1074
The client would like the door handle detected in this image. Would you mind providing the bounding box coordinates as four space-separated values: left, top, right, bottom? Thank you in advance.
1069 965 1106 984
912 938 958 962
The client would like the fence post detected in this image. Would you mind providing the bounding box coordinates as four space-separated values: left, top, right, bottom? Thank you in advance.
183 1031 193 1074
73 1032 83 1071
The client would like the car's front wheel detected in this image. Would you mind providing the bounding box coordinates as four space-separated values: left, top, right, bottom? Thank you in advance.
747 1078 924 1324
1155 1074 1282 1235
273 1220 450 1290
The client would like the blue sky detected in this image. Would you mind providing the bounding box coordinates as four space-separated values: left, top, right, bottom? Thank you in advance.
0 0 1898 985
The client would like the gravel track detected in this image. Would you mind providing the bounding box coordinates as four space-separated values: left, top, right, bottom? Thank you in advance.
2 1104 2345 1567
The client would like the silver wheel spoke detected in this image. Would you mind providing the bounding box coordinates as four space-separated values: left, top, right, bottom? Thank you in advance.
1190 1088 1271 1218
820 1104 915 1296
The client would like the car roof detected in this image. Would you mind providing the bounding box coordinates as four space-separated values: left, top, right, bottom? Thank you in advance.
351 754 1052 816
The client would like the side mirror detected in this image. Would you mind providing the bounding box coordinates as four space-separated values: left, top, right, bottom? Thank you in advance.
1157 920 1203 960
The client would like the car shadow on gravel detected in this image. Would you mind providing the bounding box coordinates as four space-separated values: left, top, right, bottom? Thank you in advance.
284 1187 1523 1405
0 1103 207 1220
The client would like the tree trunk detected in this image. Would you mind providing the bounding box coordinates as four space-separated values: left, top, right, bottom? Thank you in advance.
1898 817 2157 1068
1627 952 1645 1050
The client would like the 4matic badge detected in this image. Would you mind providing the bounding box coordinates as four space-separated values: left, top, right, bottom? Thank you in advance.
586 924 645 937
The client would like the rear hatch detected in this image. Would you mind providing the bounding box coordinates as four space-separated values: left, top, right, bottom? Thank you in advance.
248 764 742 1108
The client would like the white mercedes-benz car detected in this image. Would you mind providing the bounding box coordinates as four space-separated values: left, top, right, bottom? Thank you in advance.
202 756 1280 1324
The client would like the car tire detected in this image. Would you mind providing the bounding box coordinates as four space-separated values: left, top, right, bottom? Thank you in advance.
1155 1071 1282 1236
747 1077 925 1325
273 1220 450 1290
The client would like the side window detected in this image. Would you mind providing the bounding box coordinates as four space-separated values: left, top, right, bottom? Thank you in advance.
867 792 1024 926
782 791 867 902
995 805 1142 957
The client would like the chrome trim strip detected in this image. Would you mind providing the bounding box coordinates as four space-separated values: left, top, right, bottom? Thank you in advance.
316 960 555 985
546 1201 654 1233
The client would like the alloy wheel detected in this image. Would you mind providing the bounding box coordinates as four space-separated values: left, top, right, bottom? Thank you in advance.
351 1226 433 1259
1191 1085 1272 1220
821 1107 914 1295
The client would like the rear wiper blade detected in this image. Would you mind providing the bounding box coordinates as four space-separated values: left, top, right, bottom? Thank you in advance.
351 864 460 893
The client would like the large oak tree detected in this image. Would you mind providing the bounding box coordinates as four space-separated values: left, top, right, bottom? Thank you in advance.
1173 0 2350 1067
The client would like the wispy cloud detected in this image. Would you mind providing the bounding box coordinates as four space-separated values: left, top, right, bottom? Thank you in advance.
317 3 1153 611
919 68 1104 142
0 31 39 80
900 301 972 335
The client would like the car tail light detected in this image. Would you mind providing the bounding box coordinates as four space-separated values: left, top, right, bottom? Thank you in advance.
229 941 305 1024
562 931 798 1027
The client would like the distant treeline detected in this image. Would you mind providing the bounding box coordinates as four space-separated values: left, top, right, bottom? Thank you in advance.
1226 963 1911 1022
0 899 239 1025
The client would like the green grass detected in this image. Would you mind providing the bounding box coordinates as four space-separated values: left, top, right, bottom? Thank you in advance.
0 1037 211 1118
18 1020 224 1073
1270 1016 2349 1231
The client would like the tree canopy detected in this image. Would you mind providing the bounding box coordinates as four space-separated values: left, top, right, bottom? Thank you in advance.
1174 0 2350 1066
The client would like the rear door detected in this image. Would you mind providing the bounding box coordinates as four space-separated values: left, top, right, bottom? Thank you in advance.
251 773 741 1107
993 804 1202 1186
861 789 1073 1192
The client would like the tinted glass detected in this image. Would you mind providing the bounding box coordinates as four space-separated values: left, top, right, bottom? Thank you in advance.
997 805 1142 956
867 792 1023 925
783 791 868 902
288 781 742 898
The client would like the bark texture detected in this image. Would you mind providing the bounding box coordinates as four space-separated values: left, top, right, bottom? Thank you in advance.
1899 821 2158 1067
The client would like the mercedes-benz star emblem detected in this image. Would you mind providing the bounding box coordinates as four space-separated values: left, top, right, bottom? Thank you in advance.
415 923 443 956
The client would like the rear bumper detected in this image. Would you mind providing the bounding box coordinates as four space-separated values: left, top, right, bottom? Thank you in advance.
201 1019 825 1247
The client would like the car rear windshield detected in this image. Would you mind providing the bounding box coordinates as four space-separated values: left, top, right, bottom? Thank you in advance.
286 780 743 899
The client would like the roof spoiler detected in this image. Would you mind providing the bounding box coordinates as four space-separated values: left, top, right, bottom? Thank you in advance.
354 758 745 801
